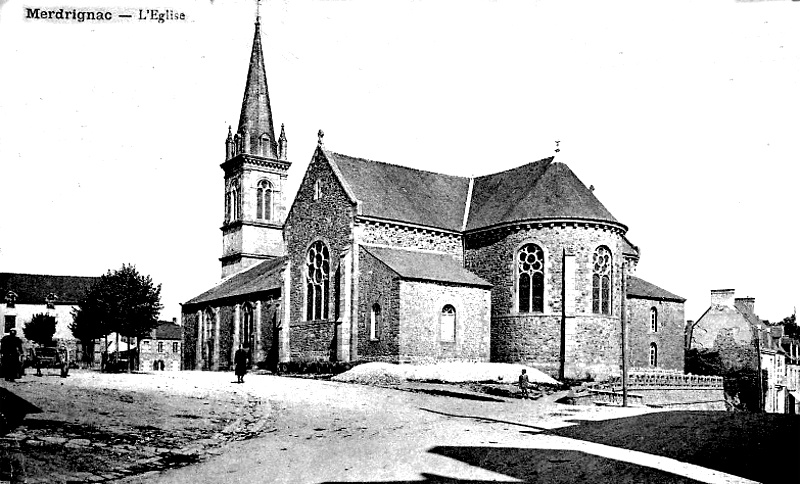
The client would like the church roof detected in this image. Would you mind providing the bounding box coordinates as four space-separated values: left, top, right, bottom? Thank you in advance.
0 272 98 305
466 158 624 231
326 151 470 232
627 276 685 303
362 246 492 288
183 257 286 307
237 18 277 157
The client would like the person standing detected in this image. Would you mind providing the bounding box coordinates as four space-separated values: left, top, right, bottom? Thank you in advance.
234 344 249 383
518 368 530 400
1 329 24 382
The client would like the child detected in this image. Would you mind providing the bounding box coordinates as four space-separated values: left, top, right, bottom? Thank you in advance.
519 368 530 399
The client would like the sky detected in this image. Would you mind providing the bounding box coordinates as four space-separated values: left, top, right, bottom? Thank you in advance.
0 0 798 324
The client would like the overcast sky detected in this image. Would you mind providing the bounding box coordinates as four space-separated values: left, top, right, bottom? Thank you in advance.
1 0 798 324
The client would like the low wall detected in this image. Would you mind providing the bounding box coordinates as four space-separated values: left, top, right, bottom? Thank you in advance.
570 370 727 410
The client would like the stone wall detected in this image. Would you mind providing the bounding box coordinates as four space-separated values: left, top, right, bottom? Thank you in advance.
397 281 490 363
627 298 685 372
284 148 356 361
217 306 234 370
357 250 400 361
356 221 463 262
289 320 337 360
181 311 198 370
465 224 625 379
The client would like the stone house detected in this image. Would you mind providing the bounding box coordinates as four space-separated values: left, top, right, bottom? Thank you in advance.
689 289 794 413
0 272 98 362
182 17 686 379
626 276 686 372
139 320 183 372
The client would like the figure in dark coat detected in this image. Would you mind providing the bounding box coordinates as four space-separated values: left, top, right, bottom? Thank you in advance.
1 329 23 382
234 345 249 383
518 369 530 399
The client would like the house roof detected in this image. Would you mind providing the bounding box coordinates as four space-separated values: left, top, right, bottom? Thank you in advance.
183 257 286 306
0 272 98 305
467 159 624 231
627 276 685 302
153 321 182 340
362 245 491 288
325 151 471 232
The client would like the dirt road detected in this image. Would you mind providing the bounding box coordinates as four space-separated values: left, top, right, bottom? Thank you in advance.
2 370 778 483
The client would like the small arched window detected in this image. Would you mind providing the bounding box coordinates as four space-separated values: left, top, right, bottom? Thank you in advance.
592 246 612 315
228 186 240 221
517 243 545 313
313 178 323 201
649 342 658 367
256 180 273 221
650 307 658 332
440 305 456 342
306 241 330 320
370 303 381 341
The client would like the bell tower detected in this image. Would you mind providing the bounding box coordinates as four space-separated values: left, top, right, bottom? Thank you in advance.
220 15 289 279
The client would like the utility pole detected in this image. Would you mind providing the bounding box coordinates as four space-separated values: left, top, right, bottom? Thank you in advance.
621 260 628 407
755 326 764 413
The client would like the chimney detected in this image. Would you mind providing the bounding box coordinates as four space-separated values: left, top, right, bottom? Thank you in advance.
735 297 755 315
711 289 735 308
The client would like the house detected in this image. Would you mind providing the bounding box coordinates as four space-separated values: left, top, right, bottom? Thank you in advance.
0 272 98 362
690 289 795 413
181 16 686 380
139 320 182 372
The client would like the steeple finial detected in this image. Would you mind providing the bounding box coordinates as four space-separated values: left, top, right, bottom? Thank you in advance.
555 140 561 154
317 129 325 147
256 0 261 24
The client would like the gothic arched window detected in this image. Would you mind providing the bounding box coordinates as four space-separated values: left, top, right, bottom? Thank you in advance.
649 342 658 367
440 305 456 342
650 307 658 332
370 303 381 340
306 241 330 320
592 246 612 315
517 243 545 313
256 180 273 221
242 304 254 349
313 178 323 201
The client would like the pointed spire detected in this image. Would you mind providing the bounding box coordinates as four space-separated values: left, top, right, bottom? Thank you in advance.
237 12 276 158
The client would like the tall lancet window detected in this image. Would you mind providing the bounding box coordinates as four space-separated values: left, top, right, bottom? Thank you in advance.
242 303 254 350
306 241 330 321
517 243 545 313
592 246 612 315
256 180 273 221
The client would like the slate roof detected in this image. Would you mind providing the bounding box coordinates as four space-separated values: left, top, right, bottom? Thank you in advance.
627 276 685 302
362 246 491 288
183 257 286 306
622 235 640 258
325 151 471 232
153 321 182 340
237 19 276 157
0 272 98 305
467 159 623 231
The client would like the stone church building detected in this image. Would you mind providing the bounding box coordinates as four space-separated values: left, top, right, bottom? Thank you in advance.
182 18 685 379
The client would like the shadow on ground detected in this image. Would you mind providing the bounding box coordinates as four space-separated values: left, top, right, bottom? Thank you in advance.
546 410 800 484
320 447 701 483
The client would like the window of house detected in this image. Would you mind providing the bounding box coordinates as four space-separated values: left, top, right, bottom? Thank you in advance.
650 307 658 332
173 342 179 353
592 246 612 315
4 315 16 333
313 178 322 200
440 305 456 342
256 180 273 221
370 303 380 340
4 290 16 308
649 342 658 367
517 243 545 313
158 342 164 353
142 341 150 351
305 241 330 320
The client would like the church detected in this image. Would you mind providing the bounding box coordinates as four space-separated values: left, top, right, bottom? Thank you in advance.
181 17 686 380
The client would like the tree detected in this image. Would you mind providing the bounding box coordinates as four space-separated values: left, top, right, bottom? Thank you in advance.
23 313 57 347
71 264 163 371
69 304 106 366
778 311 798 339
